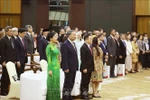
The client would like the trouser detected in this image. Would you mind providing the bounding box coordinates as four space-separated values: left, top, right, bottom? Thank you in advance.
1 67 10 94
109 56 116 77
80 72 92 97
16 63 25 80
62 71 76 100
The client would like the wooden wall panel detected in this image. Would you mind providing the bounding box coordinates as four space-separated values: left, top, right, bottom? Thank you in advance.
135 0 150 15
9 0 21 14
0 0 21 14
0 0 5 13
137 17 150 37
69 0 85 30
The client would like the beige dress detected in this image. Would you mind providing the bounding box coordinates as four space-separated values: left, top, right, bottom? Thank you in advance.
131 41 139 63
91 46 103 82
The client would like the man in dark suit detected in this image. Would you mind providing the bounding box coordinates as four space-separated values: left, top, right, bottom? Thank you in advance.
24 25 34 54
58 28 65 43
61 30 78 100
14 28 28 79
80 33 94 99
36 28 43 52
107 29 117 78
99 34 108 63
0 26 17 95
38 29 49 60
0 28 4 64
116 33 126 65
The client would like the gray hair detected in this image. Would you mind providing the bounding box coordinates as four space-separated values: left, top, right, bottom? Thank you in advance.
5 26 12 32
25 25 32 30
66 30 74 36
12 27 18 32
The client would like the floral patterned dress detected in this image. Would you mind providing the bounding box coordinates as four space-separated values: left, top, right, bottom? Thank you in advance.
91 46 103 82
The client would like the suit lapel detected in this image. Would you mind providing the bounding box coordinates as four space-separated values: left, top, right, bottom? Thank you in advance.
27 33 33 42
84 43 92 55
43 37 48 45
18 37 25 50
67 40 76 53
5 36 12 48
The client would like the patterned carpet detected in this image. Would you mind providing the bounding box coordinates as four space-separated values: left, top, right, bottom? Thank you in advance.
0 69 150 100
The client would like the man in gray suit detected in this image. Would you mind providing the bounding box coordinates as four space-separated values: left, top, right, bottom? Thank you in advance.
24 25 34 65
24 25 34 54
107 29 117 78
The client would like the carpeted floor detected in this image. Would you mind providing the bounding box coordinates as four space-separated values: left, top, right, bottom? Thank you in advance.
75 69 150 100
0 69 150 100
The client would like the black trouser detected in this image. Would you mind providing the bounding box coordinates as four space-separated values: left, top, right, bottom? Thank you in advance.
63 71 76 100
143 53 150 69
1 67 10 95
16 63 25 80
80 72 92 97
109 56 116 77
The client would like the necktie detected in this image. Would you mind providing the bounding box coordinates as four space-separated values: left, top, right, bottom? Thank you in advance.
72 42 77 51
89 46 92 54
21 38 25 49
10 38 14 48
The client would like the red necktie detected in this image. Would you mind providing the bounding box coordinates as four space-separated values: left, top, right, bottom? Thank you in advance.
21 39 25 49
89 46 92 54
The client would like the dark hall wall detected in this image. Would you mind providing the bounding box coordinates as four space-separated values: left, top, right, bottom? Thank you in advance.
85 0 133 33
22 0 37 31
22 0 49 33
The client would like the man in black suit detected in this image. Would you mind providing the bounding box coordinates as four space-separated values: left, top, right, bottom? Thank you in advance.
58 28 65 43
0 28 4 64
0 26 17 95
99 34 108 63
116 33 126 65
61 30 78 100
36 28 43 52
14 28 28 79
80 33 94 99
38 29 49 60
107 29 117 78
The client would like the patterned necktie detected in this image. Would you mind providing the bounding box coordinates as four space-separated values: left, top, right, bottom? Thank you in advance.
22 38 25 49
10 38 14 48
72 42 77 51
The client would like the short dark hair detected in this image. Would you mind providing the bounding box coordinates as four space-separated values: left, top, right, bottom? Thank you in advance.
98 33 103 38
84 33 91 41
5 26 12 32
46 32 57 41
0 28 2 31
137 34 143 40
18 28 26 34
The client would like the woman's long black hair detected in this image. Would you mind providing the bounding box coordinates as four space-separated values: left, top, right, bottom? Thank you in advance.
92 37 100 56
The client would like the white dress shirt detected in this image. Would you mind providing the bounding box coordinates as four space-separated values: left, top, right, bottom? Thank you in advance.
125 40 133 55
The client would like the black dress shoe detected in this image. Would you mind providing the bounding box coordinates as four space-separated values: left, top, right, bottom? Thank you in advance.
93 95 102 98
1 93 8 96
80 96 89 99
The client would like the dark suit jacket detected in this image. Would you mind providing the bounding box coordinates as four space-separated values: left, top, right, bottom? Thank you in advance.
38 37 48 60
61 40 78 72
24 33 34 54
100 42 108 63
116 39 126 64
1 36 17 63
14 37 27 64
80 43 94 72
36 34 42 52
100 42 108 55
107 36 117 57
